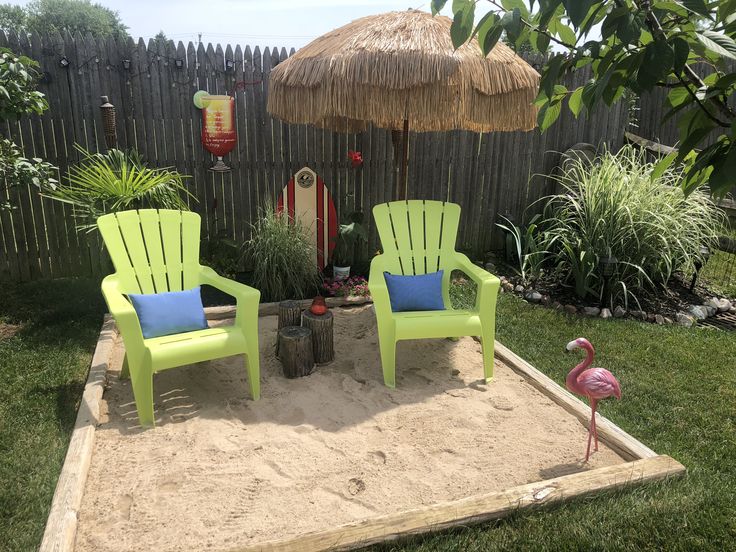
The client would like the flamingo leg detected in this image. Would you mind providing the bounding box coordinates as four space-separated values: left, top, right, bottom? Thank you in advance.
585 399 595 462
592 400 599 452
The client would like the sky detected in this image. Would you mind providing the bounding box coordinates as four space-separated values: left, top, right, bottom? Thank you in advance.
7 0 455 50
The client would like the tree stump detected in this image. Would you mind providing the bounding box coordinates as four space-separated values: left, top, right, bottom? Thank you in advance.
278 326 314 378
302 309 334 364
276 301 303 357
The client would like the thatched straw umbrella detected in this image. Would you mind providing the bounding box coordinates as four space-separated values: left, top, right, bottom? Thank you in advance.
267 9 540 199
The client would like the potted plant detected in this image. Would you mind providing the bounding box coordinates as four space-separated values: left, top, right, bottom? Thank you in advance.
331 211 368 281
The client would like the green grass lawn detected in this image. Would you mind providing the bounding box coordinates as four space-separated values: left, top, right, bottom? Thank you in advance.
1 279 735 551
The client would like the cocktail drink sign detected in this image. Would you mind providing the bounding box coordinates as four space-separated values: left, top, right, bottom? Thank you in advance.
193 91 236 172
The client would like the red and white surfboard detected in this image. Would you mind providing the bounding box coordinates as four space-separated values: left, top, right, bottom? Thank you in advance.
276 167 338 270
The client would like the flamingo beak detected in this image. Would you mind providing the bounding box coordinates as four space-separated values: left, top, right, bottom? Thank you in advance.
565 340 578 353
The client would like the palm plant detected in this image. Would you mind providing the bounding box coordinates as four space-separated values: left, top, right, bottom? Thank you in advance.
541 145 723 307
43 145 191 231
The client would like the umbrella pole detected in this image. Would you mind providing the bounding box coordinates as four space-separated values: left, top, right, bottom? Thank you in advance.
397 118 409 201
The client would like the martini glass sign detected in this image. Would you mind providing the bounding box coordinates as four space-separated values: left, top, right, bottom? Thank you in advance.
193 90 236 172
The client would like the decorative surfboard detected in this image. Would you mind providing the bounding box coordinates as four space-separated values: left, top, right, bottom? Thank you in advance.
276 167 338 270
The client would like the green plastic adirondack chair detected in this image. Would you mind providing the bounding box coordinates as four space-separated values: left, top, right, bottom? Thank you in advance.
98 209 260 427
369 201 500 387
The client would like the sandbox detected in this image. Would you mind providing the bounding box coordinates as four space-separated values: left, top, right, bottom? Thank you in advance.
41 300 685 552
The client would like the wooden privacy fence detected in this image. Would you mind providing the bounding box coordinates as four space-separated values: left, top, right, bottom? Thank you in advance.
0 31 628 281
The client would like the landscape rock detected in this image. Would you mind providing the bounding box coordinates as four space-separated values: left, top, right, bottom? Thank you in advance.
704 305 717 317
600 308 612 319
647 313 656 323
630 310 647 320
551 301 563 311
564 304 578 315
613 306 626 318
715 298 732 312
705 297 720 310
655 314 665 325
541 294 551 305
730 306 736 314
665 317 674 324
525 291 543 303
515 285 525 293
688 305 708 320
485 262 497 272
502 281 514 292
676 312 696 327
582 306 601 316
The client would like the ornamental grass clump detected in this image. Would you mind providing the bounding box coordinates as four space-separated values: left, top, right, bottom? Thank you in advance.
244 204 321 302
542 145 723 308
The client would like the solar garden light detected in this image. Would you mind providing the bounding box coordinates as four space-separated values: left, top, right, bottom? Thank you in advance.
122 59 131 70
175 58 184 69
690 245 711 291
59 56 69 68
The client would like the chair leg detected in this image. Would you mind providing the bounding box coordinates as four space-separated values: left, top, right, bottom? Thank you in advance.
378 328 397 388
130 363 155 427
480 323 495 383
245 346 260 401
120 353 130 380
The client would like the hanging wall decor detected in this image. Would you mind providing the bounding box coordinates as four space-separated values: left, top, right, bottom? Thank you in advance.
194 90 237 172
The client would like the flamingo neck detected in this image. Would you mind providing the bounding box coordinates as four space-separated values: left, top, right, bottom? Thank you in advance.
566 344 594 391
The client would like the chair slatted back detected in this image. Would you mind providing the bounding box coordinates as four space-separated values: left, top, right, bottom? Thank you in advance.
373 201 461 275
98 209 201 294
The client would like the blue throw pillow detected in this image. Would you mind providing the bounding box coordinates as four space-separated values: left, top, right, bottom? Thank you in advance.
128 286 209 339
383 270 445 312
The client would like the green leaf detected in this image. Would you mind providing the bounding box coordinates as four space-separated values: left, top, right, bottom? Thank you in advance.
667 86 692 108
708 142 736 195
696 31 736 60
540 54 565 99
430 0 448 15
538 100 562 131
501 0 529 17
556 22 576 45
680 0 710 16
480 24 504 56
568 86 584 117
714 73 736 91
601 7 628 40
672 37 689 74
501 8 523 43
637 39 674 90
650 151 677 182
450 2 475 49
533 30 551 53
616 13 641 44
470 11 497 43
562 0 595 28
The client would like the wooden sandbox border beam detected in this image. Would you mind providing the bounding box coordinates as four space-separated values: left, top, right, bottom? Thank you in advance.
234 455 684 552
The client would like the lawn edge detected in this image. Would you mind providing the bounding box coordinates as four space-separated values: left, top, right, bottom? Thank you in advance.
39 314 116 552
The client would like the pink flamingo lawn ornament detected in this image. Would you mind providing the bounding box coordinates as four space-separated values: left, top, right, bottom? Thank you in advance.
565 338 621 462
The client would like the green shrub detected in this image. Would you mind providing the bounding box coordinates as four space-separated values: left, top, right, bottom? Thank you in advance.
542 145 724 308
244 204 321 302
43 146 191 231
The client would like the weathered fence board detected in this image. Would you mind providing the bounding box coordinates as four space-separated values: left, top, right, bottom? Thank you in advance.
0 33 628 281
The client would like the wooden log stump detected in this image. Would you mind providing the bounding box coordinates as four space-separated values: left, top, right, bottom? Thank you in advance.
302 309 334 364
278 326 314 378
276 301 302 357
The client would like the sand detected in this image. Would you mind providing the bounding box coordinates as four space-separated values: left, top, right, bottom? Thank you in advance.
75 305 625 552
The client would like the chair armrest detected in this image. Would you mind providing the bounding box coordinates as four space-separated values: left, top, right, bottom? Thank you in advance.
368 255 394 320
452 253 500 312
101 275 145 353
198 266 260 325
